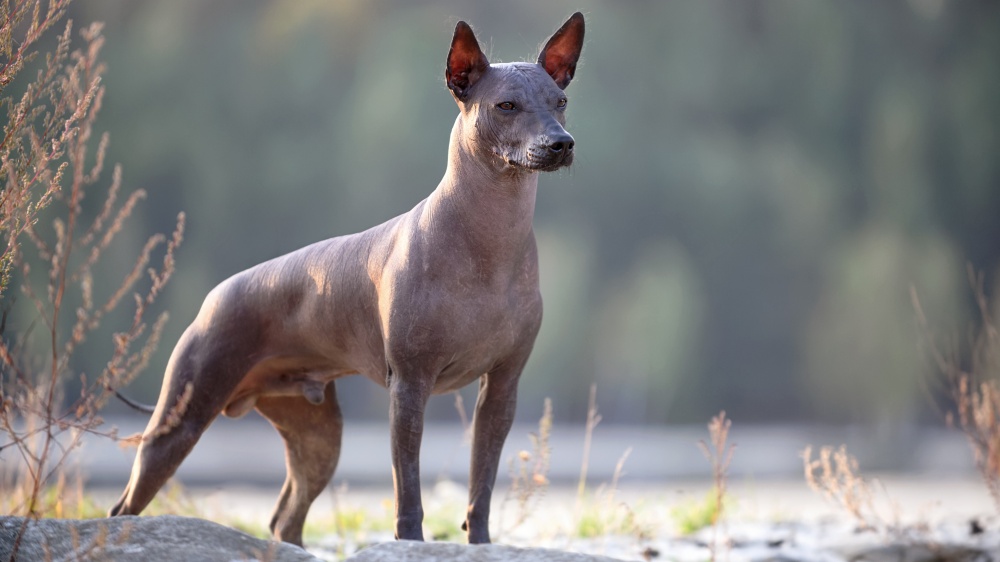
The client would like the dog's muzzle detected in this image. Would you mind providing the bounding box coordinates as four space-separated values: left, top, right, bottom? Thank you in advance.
525 132 575 171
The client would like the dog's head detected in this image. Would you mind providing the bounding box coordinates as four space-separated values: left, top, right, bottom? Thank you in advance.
445 13 585 173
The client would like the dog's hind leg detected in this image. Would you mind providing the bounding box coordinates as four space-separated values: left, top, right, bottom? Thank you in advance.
256 381 343 546
108 329 247 517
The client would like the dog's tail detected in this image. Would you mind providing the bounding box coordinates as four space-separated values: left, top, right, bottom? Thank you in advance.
115 390 156 414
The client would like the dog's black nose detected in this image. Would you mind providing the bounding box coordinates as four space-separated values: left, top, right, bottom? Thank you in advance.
546 135 575 155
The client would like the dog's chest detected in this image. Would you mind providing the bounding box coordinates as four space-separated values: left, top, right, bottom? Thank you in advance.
428 295 536 392
383 271 540 392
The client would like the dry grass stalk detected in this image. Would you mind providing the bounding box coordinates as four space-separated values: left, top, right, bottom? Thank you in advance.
698 411 735 562
143 381 192 442
250 540 280 562
606 446 631 509
913 267 1000 511
575 447 646 540
564 386 645 540
802 444 881 531
0 7 184 552
113 520 133 545
0 0 74 297
453 390 471 445
576 383 601 506
79 522 110 559
698 411 734 525
499 397 552 537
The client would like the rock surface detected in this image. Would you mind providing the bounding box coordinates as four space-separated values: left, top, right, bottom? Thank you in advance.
0 516 631 562
0 515 319 562
5 514 998 562
344 540 627 561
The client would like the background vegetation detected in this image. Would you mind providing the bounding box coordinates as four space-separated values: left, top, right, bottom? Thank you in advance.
8 0 998 427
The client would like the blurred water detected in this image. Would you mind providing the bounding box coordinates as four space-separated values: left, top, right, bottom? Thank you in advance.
77 416 975 486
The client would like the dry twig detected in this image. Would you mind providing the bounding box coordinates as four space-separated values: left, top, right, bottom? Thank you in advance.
803 444 879 530
0 5 184 545
913 267 1000 512
576 383 601 506
499 397 552 537
698 411 735 562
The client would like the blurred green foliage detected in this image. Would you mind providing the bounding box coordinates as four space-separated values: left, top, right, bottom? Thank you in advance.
22 0 997 425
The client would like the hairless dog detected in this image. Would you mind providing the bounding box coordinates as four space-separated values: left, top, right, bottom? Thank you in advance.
110 13 585 546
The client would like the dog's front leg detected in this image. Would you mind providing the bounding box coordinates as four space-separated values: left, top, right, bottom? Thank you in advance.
464 366 522 544
388 371 432 541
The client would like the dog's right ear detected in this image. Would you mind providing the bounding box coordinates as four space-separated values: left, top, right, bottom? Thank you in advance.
446 21 489 101
538 12 585 89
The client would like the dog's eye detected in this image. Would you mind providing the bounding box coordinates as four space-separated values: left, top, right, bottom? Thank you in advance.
557 97 568 108
497 101 516 111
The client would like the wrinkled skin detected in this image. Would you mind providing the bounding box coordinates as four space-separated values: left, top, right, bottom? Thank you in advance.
109 13 584 547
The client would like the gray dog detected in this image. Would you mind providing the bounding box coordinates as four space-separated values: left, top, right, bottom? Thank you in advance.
110 13 585 546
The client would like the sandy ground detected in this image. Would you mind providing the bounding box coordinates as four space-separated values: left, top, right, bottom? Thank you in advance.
85 475 996 561
87 476 996 527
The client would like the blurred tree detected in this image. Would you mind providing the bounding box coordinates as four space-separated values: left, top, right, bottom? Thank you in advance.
47 0 1000 425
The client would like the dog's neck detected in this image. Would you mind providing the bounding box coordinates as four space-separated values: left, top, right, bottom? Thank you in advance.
422 116 538 269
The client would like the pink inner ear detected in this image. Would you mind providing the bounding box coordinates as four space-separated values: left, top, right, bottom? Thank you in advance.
538 15 584 88
451 52 480 76
542 50 576 81
447 22 488 96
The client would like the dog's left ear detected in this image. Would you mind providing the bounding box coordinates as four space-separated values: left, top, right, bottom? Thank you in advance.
538 12 585 90
446 21 489 101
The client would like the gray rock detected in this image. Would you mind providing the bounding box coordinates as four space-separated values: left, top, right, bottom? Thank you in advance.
841 543 991 562
346 540 629 562
0 515 320 562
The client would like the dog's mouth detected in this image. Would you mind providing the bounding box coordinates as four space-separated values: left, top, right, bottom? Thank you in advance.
497 148 573 172
526 153 573 171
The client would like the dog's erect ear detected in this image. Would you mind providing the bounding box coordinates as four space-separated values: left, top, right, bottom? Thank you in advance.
537 12 585 90
446 21 489 101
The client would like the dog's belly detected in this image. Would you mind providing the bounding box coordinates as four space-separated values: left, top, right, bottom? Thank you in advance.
221 354 357 418
222 347 486 417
